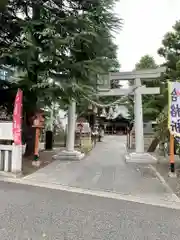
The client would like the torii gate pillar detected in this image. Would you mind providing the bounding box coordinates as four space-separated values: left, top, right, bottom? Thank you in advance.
133 78 160 153
53 101 85 161
134 78 144 153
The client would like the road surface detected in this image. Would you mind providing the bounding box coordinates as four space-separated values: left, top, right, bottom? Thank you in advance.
0 182 180 240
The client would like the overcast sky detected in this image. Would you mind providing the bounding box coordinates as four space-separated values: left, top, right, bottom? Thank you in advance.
114 0 180 71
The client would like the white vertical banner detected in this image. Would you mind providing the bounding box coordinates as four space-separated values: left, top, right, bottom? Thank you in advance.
168 81 180 137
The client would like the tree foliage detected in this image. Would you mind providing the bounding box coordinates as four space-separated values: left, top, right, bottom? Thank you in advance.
0 0 121 156
155 21 180 141
135 55 157 70
144 20 180 146
0 0 121 114
158 21 180 80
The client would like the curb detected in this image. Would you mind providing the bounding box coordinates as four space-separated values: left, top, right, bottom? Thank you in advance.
1 177 180 209
0 171 23 179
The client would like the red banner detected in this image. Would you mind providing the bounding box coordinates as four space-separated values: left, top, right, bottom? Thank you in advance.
13 89 23 145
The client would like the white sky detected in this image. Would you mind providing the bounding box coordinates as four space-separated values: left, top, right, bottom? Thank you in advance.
114 0 180 71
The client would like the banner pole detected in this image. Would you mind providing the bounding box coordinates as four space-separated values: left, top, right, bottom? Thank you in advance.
169 133 175 173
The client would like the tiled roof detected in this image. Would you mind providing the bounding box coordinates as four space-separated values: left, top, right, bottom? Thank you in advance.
109 105 129 119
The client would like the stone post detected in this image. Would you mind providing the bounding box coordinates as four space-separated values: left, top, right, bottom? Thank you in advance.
53 100 84 161
11 144 22 174
66 100 76 151
134 78 144 153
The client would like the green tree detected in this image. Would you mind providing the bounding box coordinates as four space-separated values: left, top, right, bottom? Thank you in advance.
147 21 180 151
0 0 121 155
0 0 121 109
135 55 157 70
154 21 180 145
158 21 180 80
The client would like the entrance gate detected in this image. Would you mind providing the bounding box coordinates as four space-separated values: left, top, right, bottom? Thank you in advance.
97 67 165 162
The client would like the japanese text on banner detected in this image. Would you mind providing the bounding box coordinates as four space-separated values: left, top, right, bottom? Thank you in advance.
168 82 180 137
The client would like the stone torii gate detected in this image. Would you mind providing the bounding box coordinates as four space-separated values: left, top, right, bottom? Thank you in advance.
54 67 165 162
98 67 165 162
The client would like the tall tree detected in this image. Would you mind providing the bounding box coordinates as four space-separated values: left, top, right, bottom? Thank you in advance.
147 21 180 151
135 55 157 70
0 0 121 108
158 21 180 80
0 0 121 155
154 20 180 143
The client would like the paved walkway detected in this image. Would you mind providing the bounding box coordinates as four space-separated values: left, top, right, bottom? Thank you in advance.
22 136 179 204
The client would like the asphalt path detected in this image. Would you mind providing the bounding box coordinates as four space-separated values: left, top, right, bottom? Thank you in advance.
0 182 180 240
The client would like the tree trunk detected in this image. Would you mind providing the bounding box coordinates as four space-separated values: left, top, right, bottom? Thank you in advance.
147 137 159 152
21 4 40 158
23 111 36 157
24 126 36 157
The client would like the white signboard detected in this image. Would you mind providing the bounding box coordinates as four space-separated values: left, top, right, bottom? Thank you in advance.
168 82 180 137
76 122 91 133
0 122 13 140
97 73 110 91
